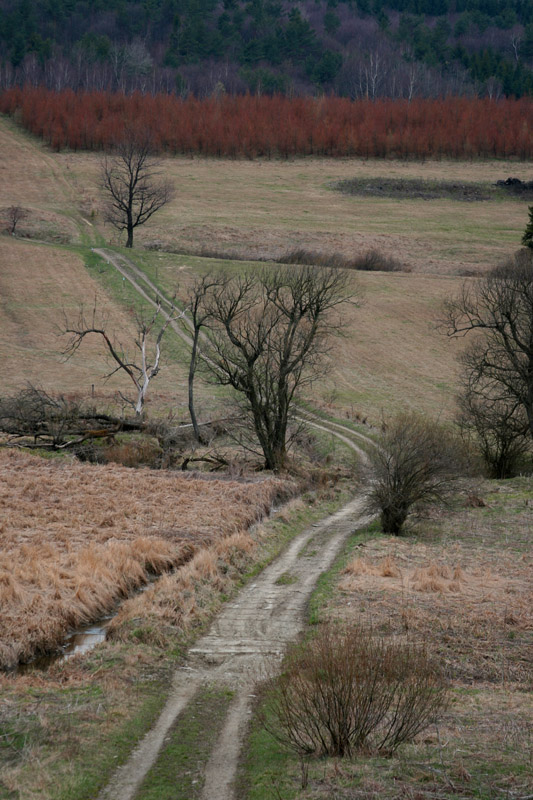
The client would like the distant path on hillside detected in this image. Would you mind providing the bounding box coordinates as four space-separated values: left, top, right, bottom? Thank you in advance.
94 247 375 459
98 493 371 800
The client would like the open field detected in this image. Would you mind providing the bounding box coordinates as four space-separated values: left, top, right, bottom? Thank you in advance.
0 238 149 398
241 480 533 800
0 448 288 669
128 247 465 422
53 151 533 275
0 114 530 421
2 115 531 276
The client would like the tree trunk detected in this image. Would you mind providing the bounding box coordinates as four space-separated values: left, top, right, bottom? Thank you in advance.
380 506 408 535
188 329 204 443
126 224 134 248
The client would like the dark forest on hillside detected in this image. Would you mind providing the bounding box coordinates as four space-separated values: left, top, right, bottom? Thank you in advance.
1 0 533 96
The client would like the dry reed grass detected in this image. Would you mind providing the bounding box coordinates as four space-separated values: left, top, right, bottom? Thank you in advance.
324 487 533 798
0 448 288 669
338 523 532 685
107 528 256 641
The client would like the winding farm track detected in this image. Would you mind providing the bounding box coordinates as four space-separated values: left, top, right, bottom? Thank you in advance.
93 248 374 800
99 494 371 800
92 248 377 458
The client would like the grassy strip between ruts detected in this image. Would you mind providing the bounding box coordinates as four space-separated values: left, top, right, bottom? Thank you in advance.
134 685 234 800
236 519 381 800
0 485 353 800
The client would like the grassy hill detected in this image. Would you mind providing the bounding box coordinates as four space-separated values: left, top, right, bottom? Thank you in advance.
1 114 531 422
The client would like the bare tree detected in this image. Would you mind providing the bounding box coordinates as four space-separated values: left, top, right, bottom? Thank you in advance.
63 298 182 416
457 385 530 478
101 133 174 248
200 265 357 471
6 205 27 235
366 413 462 535
443 250 533 439
185 273 229 443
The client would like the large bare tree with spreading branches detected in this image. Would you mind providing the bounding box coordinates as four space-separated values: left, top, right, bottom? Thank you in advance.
198 265 357 471
101 133 174 248
443 250 533 441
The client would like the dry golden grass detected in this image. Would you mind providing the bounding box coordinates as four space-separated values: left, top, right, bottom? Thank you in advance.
0 237 140 396
338 536 532 685
0 116 98 221
0 448 288 669
0 237 193 404
1 117 528 276
322 270 464 420
336 485 533 687
107 529 256 641
292 483 533 800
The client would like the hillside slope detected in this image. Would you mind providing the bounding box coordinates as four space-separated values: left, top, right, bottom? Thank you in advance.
1 0 532 96
2 116 528 421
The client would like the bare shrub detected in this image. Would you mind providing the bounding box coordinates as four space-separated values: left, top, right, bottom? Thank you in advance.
278 247 403 272
0 385 88 447
366 413 465 535
102 437 162 468
457 385 531 479
262 623 448 759
443 249 533 444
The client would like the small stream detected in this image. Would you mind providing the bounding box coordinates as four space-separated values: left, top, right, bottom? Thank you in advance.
17 616 114 674
13 504 286 676
15 576 159 675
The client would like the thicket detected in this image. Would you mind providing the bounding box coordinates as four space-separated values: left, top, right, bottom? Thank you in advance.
2 87 533 159
366 413 464 535
263 623 448 762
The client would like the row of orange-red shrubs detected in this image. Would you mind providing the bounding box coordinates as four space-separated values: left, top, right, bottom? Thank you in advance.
1 85 533 158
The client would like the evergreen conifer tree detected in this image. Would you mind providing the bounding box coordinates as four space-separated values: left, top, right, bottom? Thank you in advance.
522 205 533 249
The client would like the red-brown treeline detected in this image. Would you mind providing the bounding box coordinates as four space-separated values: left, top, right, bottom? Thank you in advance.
1 86 533 159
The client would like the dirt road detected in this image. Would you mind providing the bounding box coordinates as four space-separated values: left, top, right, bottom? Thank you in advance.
93 247 373 800
98 494 370 800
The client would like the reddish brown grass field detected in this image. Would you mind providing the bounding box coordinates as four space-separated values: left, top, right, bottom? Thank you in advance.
0 448 287 669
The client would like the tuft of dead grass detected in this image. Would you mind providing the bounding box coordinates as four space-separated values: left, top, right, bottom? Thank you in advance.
337 510 532 685
0 448 291 669
108 528 256 642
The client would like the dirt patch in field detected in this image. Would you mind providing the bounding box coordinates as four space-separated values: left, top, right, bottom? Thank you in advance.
333 176 533 202
0 448 289 669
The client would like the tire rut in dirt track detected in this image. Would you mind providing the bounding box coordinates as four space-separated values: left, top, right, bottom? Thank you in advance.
95 248 376 463
98 495 371 800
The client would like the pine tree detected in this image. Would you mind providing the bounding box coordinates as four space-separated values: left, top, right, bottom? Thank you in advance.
522 205 533 249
